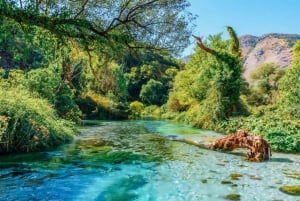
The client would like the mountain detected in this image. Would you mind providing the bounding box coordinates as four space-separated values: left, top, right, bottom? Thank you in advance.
182 33 300 82
240 33 300 81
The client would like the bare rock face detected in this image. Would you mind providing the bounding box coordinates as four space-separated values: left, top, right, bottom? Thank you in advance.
239 33 300 82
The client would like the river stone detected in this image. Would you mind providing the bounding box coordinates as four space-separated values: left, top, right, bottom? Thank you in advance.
230 173 243 180
221 180 233 185
225 193 241 200
201 179 208 183
284 172 300 179
279 185 300 196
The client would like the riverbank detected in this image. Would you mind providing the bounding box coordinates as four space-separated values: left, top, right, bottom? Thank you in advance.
141 105 300 153
0 88 76 154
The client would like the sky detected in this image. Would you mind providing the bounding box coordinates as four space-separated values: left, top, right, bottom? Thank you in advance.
183 0 300 56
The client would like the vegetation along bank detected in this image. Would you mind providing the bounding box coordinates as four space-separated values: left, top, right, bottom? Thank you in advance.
0 0 300 153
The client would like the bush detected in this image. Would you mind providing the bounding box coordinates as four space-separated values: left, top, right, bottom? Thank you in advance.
0 88 75 153
129 101 144 119
139 79 167 105
77 91 128 120
22 66 60 102
22 66 82 123
55 83 82 123
215 106 300 152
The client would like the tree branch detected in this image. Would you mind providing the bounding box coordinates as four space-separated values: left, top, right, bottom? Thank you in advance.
74 0 90 19
192 35 216 55
0 2 106 40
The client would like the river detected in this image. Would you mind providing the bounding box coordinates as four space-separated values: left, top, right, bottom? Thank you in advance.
0 120 300 201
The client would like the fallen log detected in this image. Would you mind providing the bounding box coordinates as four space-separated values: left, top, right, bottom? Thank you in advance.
168 130 271 162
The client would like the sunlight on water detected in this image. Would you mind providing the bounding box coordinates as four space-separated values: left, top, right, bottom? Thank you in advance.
1 120 300 201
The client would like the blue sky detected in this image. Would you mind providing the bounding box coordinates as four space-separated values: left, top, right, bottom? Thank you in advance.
183 0 300 56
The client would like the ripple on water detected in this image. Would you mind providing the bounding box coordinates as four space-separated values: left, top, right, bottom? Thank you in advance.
1 120 300 201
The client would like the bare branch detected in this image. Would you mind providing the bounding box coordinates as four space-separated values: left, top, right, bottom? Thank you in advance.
192 35 216 55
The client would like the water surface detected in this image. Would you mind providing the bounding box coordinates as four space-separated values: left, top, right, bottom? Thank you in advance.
1 120 300 201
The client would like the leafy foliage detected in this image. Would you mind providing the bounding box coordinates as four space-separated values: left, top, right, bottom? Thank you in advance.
0 0 195 55
90 62 128 102
22 65 60 102
214 41 300 152
124 50 182 104
77 91 128 120
129 101 144 119
0 18 47 70
246 63 285 106
0 0 196 153
140 79 167 106
278 41 300 106
0 87 75 153
167 30 245 128
215 107 300 152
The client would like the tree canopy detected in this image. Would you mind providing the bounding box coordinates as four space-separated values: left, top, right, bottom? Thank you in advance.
278 41 300 106
167 27 244 128
0 0 195 56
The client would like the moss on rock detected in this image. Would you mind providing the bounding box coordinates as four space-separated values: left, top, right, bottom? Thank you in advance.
279 185 300 196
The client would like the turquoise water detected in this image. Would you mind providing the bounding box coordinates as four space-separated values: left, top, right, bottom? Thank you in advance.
0 120 300 201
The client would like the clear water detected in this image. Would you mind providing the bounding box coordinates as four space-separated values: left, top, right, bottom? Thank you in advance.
1 120 300 201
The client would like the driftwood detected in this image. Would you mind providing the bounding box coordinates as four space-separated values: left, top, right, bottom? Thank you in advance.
209 130 271 162
169 130 271 162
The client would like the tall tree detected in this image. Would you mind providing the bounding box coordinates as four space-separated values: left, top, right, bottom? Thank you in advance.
0 0 195 56
168 27 244 128
278 41 300 106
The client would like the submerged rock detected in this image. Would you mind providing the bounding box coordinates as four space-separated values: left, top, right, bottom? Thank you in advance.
230 173 243 180
225 193 241 200
76 138 105 147
279 185 300 196
201 179 208 183
284 172 300 179
221 180 233 185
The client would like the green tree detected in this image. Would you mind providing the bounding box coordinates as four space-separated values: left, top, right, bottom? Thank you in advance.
247 63 285 106
0 0 195 56
140 79 166 105
125 50 182 103
278 41 300 117
167 27 245 128
0 18 47 70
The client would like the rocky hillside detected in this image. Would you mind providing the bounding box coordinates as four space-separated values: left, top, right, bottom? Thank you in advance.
240 33 300 81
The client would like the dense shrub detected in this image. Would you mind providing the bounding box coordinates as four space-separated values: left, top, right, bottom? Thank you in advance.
139 79 167 106
22 66 60 102
77 91 128 120
129 101 144 119
215 106 300 152
166 30 246 128
278 41 300 106
246 63 285 106
0 88 75 153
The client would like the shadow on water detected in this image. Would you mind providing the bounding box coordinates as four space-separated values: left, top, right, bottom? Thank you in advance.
269 157 294 163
